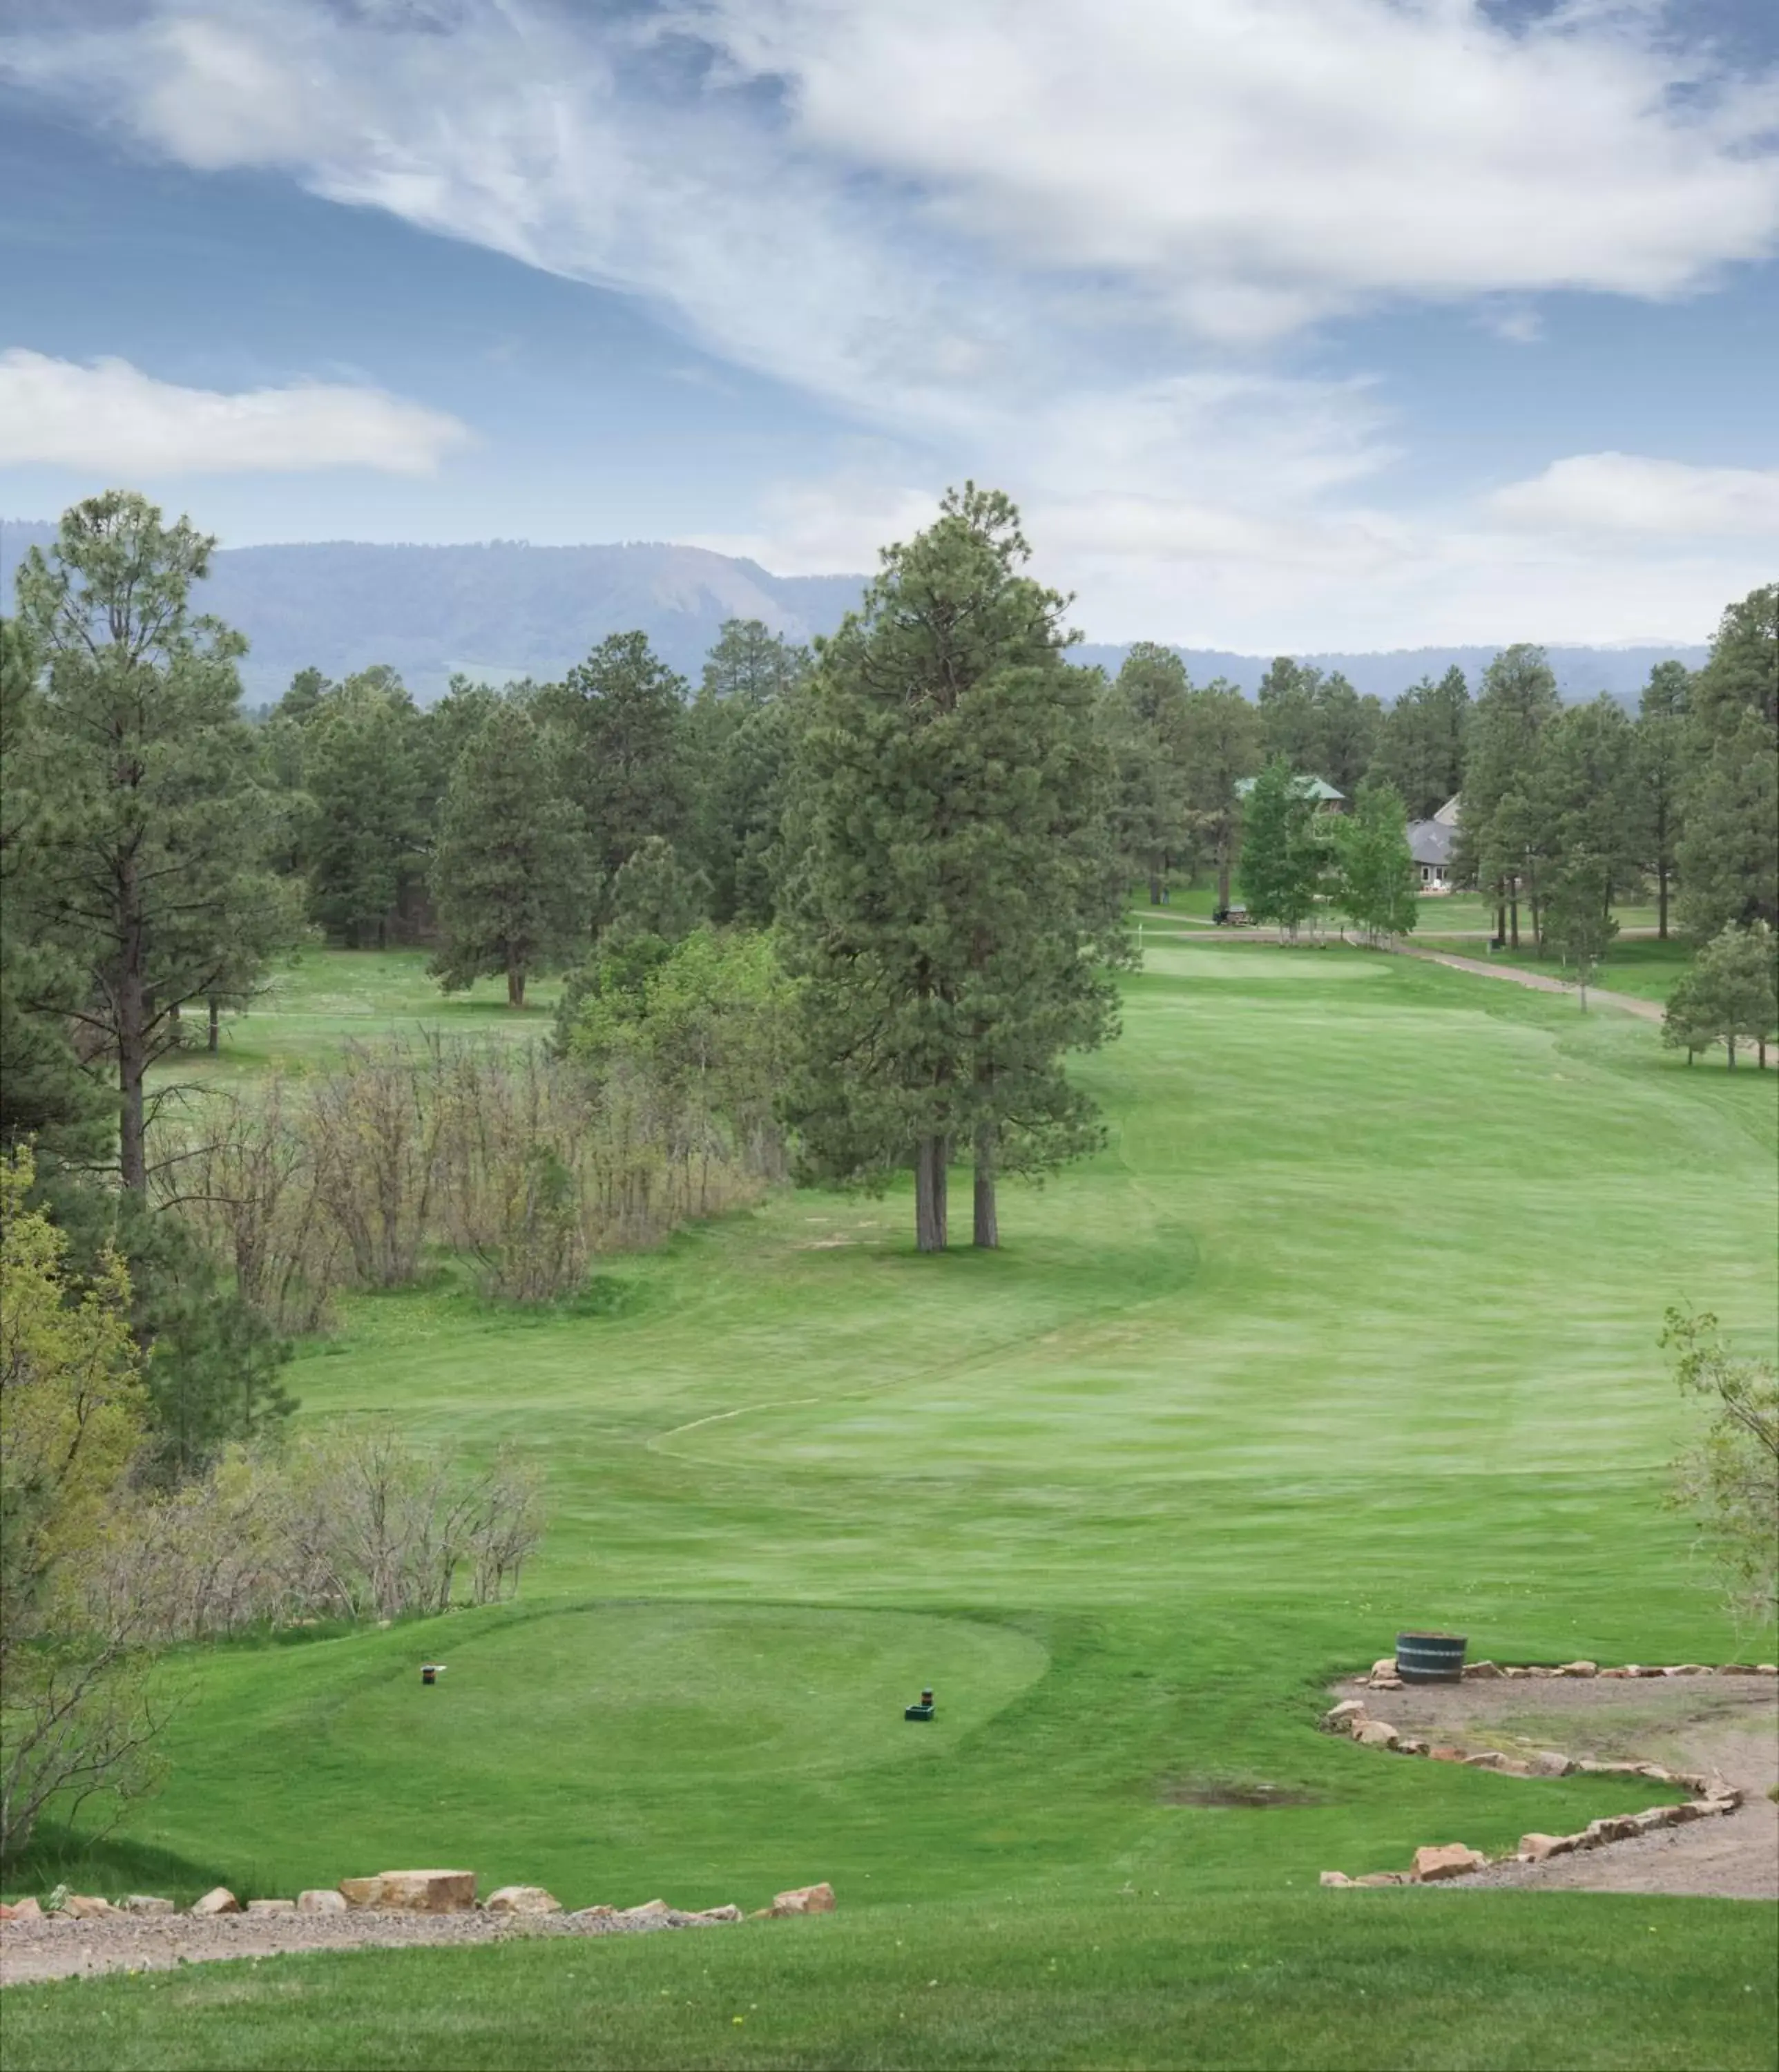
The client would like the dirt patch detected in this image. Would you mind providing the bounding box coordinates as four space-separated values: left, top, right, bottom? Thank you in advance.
0 1902 737 1988
1329 1674 1778 1899
1161 1779 1325 1807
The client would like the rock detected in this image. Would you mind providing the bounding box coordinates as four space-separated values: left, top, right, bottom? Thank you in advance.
246 1899 296 1916
1584 1816 1642 1845
1502 1667 1526 1678
1519 1833 1577 1862
189 1888 241 1917
64 1894 113 1919
1755 1665 1777 1676
1354 1872 1405 1887
1717 1665 1760 1675
1396 1738 1429 1756
1367 1673 1403 1690
1630 1810 1672 1834
1462 1660 1504 1680
1556 1660 1597 1678
1529 1751 1574 1778
1320 1700 1369 1733
1523 1666 1553 1678
684 1904 743 1924
770 1882 836 1917
1663 1664 1710 1677
484 1886 562 1915
1354 1720 1399 1748
1661 1802 1706 1826
340 1870 476 1913
568 1906 616 1921
298 1890 347 1913
623 1899 673 1919
0 1897 44 1921
1702 1791 1742 1815
1598 1667 1631 1678
1462 1751 1508 1769
1495 1759 1537 1778
1577 1760 1645 1778
1319 1871 1354 1887
1410 1844 1487 1883
1628 1665 1666 1678
1428 1745 1465 1763
117 1895 174 1915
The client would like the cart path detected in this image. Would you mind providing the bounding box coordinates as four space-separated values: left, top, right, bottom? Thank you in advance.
1389 944 1666 1023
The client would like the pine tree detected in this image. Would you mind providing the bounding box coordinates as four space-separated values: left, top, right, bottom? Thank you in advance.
1177 679 1262 910
540 631 690 914
1664 921 1778 1068
1635 660 1691 940
1370 667 1469 821
299 669 430 946
782 486 1126 1252
686 622 809 925
430 700 590 1008
1455 644 1561 946
12 494 286 1195
1103 644 1193 903
1677 584 1778 939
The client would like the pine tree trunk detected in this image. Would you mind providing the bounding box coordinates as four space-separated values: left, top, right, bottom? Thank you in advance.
208 995 220 1053
1508 885 1520 950
1218 845 1233 908
508 961 526 1009
1657 868 1669 941
1494 894 1506 943
117 907 148 1198
914 1136 948 1253
1727 1037 1737 1070
168 999 182 1048
1148 870 1162 906
972 1126 998 1250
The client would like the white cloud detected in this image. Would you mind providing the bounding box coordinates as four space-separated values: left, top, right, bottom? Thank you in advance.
1489 452 1779 537
0 352 472 475
3 3 1773 644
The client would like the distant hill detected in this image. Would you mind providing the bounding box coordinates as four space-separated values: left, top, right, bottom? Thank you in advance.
0 521 1707 706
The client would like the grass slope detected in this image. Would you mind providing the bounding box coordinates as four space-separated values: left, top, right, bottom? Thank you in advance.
11 938 1776 2069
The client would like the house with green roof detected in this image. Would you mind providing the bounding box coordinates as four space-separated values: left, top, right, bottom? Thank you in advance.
1234 774 1346 812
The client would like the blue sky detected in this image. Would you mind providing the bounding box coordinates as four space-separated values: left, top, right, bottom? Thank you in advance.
1 0 1776 649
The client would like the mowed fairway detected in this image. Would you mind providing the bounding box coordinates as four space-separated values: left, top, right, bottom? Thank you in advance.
10 939 1777 2070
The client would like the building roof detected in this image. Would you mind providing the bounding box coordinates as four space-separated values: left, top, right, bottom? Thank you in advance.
1432 794 1462 827
1234 774 1345 801
1407 818 1455 867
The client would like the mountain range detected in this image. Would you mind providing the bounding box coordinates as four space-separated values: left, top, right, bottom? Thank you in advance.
1 522 1706 707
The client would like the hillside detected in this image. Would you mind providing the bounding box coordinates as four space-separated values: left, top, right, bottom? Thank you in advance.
1 521 1706 704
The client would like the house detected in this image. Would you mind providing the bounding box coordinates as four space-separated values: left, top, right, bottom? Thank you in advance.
1407 797 1461 890
1234 774 1346 813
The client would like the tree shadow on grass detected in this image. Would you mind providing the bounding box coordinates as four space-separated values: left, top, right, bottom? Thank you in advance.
3 1823 225 1907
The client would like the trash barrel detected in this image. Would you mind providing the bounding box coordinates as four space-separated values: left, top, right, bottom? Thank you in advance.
1396 1632 1466 1682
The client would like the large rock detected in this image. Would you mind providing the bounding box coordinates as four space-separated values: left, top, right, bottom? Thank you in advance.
246 1899 296 1916
1354 1720 1399 1749
1519 1833 1577 1863
63 1894 113 1919
118 1895 174 1915
1319 1871 1354 1887
189 1888 241 1916
1662 1665 1710 1677
771 1883 836 1917
1462 1660 1504 1680
1555 1661 1597 1678
484 1886 561 1915
339 1870 476 1913
1462 1751 1508 1769
1528 1751 1574 1778
684 1904 743 1924
1584 1816 1642 1845
298 1890 347 1914
1354 1872 1405 1887
0 1897 43 1921
622 1899 673 1919
1410 1844 1486 1883
1320 1700 1368 1734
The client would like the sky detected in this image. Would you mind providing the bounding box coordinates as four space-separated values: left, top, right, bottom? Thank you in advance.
1 0 1776 651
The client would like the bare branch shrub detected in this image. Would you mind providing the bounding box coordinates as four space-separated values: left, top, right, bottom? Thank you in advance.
305 1039 448 1288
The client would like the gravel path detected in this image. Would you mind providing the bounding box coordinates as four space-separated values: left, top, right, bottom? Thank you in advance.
1388 944 1667 1023
0 1901 738 1987
1329 1674 1779 1899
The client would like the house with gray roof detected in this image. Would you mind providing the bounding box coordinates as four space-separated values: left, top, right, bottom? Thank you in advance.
1407 796 1461 890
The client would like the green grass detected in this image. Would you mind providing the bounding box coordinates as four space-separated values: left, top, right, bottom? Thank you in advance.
6 1897 1776 2071
150 950 560 1090
11 937 1776 2069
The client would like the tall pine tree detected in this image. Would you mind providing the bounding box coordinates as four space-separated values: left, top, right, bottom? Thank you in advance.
783 487 1126 1251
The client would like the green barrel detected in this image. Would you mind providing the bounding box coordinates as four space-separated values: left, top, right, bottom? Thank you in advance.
1396 1631 1466 1682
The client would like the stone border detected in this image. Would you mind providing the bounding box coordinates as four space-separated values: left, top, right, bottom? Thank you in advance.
1314 1666 1762 1888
